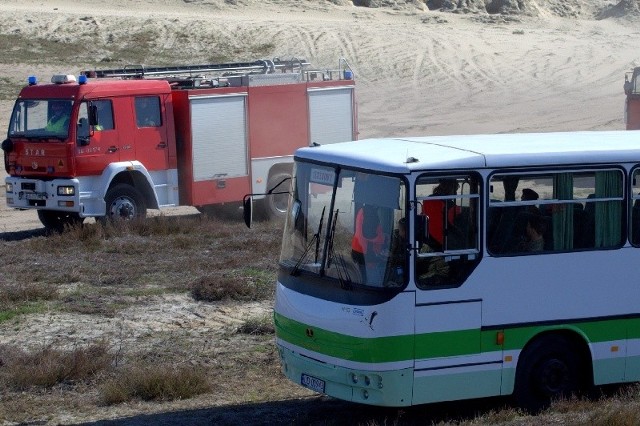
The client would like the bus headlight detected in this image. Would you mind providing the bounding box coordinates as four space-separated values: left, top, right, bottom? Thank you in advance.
5 183 12 193
57 186 75 196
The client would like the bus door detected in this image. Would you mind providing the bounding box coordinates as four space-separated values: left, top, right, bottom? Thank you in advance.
411 174 500 404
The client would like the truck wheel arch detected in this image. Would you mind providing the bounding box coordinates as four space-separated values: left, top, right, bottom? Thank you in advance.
254 165 293 221
101 165 159 211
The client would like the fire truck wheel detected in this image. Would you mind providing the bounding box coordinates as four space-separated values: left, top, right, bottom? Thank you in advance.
102 184 147 223
257 172 291 221
37 210 84 232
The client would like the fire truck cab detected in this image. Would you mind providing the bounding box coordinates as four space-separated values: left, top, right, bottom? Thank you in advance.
2 59 357 230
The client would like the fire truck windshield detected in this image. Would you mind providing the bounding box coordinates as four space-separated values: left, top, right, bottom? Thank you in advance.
8 99 73 140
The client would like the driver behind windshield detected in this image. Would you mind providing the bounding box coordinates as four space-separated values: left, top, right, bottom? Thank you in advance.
45 101 71 133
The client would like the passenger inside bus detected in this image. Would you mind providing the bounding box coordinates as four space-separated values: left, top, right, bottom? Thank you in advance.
521 188 541 214
351 204 387 284
422 179 461 251
517 212 546 252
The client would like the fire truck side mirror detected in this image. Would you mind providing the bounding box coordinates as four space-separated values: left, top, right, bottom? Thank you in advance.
242 194 253 228
1 138 13 153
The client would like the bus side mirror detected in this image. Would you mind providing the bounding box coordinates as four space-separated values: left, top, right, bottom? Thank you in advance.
243 194 253 228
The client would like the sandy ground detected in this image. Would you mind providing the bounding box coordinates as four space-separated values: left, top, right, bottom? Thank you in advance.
1 0 640 423
1 0 638 232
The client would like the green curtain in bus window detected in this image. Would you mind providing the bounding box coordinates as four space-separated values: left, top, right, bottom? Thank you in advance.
595 171 622 247
553 173 574 250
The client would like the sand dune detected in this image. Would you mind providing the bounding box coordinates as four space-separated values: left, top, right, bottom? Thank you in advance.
0 0 637 139
1 0 639 231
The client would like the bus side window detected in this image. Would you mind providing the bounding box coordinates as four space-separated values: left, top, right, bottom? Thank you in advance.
488 170 624 256
631 169 640 246
415 174 480 289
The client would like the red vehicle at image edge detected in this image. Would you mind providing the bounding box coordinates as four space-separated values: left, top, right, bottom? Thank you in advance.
624 66 640 129
1 58 357 230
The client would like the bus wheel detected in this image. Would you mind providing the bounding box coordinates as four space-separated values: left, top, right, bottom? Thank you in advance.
513 335 581 413
257 171 290 221
37 210 84 232
102 184 147 223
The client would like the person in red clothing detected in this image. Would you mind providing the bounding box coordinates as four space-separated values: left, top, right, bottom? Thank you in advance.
351 205 385 260
351 204 387 284
422 179 460 251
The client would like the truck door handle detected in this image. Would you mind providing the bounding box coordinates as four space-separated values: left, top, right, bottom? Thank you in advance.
108 146 118 153
157 142 167 149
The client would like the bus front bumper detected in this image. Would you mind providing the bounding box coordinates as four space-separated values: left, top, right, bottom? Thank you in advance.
276 343 413 407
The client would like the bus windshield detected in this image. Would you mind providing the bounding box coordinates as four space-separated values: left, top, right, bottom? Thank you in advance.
280 161 407 289
8 99 72 140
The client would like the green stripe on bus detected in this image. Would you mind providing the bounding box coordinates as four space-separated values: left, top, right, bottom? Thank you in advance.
501 318 629 351
276 313 636 364
275 312 414 362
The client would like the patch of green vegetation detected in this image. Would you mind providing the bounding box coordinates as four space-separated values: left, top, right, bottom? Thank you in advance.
0 302 48 324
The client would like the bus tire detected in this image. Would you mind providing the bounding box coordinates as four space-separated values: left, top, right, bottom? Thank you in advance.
513 335 582 413
101 184 147 223
37 210 84 232
256 171 291 221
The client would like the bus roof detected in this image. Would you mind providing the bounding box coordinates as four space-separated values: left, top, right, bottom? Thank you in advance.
294 131 640 173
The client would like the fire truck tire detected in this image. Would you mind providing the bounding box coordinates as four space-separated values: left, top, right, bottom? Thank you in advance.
101 184 147 223
37 210 84 232
257 171 290 221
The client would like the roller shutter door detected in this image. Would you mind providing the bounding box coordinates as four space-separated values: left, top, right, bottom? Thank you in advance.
308 87 354 145
190 95 248 181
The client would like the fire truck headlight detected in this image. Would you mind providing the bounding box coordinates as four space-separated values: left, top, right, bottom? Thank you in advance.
57 186 75 196
6 183 12 193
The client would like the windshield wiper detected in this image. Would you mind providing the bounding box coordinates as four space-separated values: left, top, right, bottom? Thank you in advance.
325 209 353 290
290 206 326 276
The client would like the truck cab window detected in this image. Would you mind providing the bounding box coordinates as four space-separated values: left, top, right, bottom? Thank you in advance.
93 100 114 131
135 96 161 127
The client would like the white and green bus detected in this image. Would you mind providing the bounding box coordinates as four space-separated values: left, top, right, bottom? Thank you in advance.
267 130 640 411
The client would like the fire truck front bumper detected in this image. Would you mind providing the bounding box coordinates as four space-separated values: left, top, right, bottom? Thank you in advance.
5 177 81 213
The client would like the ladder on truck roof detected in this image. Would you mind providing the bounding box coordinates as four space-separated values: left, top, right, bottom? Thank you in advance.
80 57 354 88
81 58 311 79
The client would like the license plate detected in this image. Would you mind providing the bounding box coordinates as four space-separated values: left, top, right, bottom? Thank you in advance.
301 373 325 393
24 192 46 200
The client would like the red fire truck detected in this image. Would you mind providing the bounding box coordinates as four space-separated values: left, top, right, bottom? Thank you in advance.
624 67 640 129
1 58 357 230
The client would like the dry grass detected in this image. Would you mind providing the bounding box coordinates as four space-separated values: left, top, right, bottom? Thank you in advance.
100 364 212 405
0 215 285 420
4 216 640 423
0 342 112 390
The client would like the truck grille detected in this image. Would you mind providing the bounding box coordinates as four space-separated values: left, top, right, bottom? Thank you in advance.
21 182 36 191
